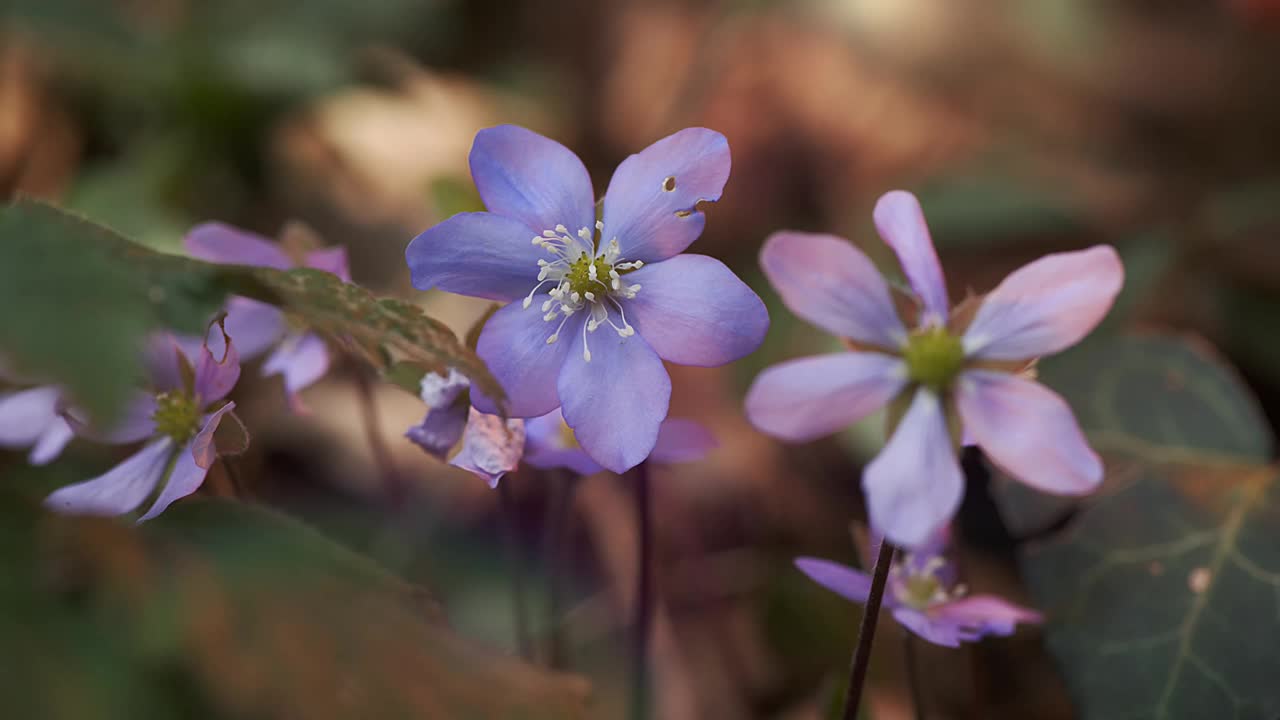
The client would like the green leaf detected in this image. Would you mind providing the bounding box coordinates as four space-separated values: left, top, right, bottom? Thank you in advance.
993 334 1280 719
0 200 227 423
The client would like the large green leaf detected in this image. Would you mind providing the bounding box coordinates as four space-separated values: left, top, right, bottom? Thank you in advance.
993 334 1280 719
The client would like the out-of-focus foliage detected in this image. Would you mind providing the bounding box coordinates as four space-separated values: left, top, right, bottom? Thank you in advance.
996 334 1280 719
0 495 590 719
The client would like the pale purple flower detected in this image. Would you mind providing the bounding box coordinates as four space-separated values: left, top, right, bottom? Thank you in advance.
746 190 1123 547
449 408 525 488
44 327 241 521
184 223 349 411
0 360 75 465
406 125 768 474
405 368 471 460
524 407 716 476
406 368 524 487
795 531 1042 647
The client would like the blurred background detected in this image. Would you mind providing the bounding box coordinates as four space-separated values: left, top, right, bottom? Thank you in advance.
4 0 1280 718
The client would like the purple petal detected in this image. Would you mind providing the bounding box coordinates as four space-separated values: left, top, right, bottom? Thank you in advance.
189 402 237 470
473 300 581 417
30 418 74 465
623 254 768 366
193 329 240 405
64 390 158 445
469 125 596 236
927 595 1043 638
0 386 62 447
863 390 964 549
262 332 329 411
759 232 907 348
794 557 875 604
218 297 287 360
745 353 906 442
419 368 470 407
523 409 604 475
44 438 173 516
144 334 188 392
650 418 715 464
873 191 949 325
450 409 526 488
406 401 469 460
956 370 1102 495
407 212 547 302
557 331 671 474
137 404 236 522
601 128 730 263
962 245 1124 360
305 246 351 282
892 607 966 648
185 222 292 269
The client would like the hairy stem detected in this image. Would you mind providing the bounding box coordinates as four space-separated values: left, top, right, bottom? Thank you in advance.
353 371 405 508
839 538 896 720
630 461 653 720
498 479 533 661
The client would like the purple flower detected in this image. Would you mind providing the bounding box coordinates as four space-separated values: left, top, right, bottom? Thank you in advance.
44 327 241 521
406 368 524 487
795 532 1042 647
746 191 1123 547
184 223 349 411
405 368 471 460
0 384 74 465
406 125 768 473
524 407 716 476
449 408 525 488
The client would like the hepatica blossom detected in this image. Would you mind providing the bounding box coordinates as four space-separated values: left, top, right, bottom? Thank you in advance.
407 369 524 488
0 375 74 465
746 191 1123 547
795 531 1041 647
524 407 716 475
44 328 240 521
184 223 349 410
407 125 768 473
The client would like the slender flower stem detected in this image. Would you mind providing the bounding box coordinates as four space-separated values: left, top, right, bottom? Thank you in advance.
544 470 579 669
630 460 654 720
903 631 925 720
220 456 244 498
498 479 534 661
353 371 405 508
839 538 897 720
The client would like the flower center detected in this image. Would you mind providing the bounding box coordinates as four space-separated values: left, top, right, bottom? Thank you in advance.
152 390 202 444
890 554 959 611
557 417 581 450
522 223 644 362
902 326 965 393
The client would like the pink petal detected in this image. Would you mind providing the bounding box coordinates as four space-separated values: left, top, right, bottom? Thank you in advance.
863 390 964 549
760 232 906 348
44 438 173 516
891 607 967 648
189 402 237 470
962 245 1124 360
305 246 351 282
185 223 292 269
794 557 874 603
262 332 330 412
745 352 906 442
193 326 241 405
956 370 1101 495
873 191 949 325
927 594 1043 637
650 418 716 464
450 409 526 488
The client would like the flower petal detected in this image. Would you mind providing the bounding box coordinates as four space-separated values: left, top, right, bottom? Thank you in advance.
650 418 715 464
185 222 291 269
794 557 874 604
217 298 287 360
469 125 596 234
407 212 547 302
0 386 62 447
873 191 949 325
523 409 604 475
44 438 173 516
262 332 329 411
891 607 966 648
189 402 237 470
760 232 906 347
745 353 906 442
305 246 351 281
407 401 469 460
621 254 768 367
64 390 158 445
473 299 581 417
194 329 241 405
450 409 526 488
956 370 1102 495
557 332 671 474
601 128 730 263
138 434 220 523
30 418 74 465
863 390 964 548
962 245 1124 360
928 595 1043 638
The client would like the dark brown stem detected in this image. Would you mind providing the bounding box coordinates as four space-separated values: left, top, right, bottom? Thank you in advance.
904 631 925 720
629 461 653 720
544 470 579 669
498 479 533 661
839 539 897 720
219 456 244 498
353 371 405 508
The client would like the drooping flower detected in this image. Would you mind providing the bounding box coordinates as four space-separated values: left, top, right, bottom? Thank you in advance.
406 369 525 488
795 530 1041 647
44 327 241 521
0 368 74 466
184 223 349 411
406 125 768 473
746 190 1123 547
524 406 716 476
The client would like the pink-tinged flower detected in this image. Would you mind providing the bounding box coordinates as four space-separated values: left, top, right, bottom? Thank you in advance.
524 407 715 476
0 385 74 465
795 531 1042 647
44 327 241 521
746 190 1123 547
406 125 768 474
406 369 524 487
449 408 525 488
183 223 349 411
